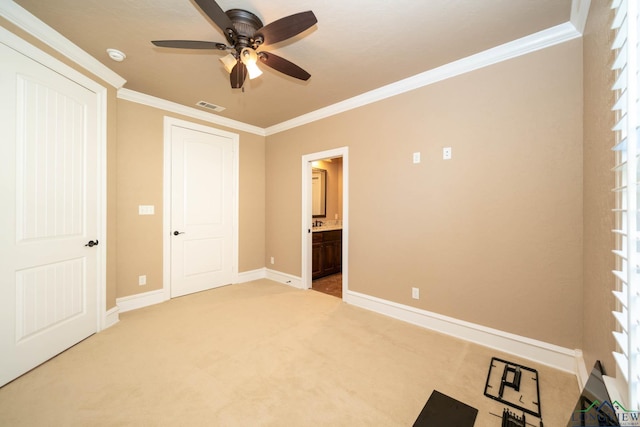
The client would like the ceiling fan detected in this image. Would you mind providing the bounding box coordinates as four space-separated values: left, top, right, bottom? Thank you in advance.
152 0 317 89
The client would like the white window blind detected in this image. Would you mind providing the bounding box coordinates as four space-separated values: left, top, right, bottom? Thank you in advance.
611 0 640 411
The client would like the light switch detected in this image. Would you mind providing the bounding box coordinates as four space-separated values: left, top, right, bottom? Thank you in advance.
413 152 421 164
139 205 155 215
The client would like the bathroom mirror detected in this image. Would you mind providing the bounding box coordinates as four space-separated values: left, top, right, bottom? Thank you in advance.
312 168 326 218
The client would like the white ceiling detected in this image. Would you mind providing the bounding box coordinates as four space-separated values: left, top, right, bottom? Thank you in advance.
11 0 573 128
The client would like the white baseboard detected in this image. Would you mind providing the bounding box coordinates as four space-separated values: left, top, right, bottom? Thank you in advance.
236 268 267 283
344 289 582 375
115 269 269 314
265 269 303 289
575 350 589 390
116 289 166 313
104 305 120 329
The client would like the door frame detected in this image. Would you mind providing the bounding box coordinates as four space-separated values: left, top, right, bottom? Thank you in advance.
301 147 349 295
162 117 239 300
0 26 108 331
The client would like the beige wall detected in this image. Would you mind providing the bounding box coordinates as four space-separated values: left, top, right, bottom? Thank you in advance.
582 2 616 373
116 99 265 298
106 88 118 309
266 39 584 349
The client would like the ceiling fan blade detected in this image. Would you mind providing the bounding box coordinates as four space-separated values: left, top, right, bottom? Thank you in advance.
258 52 310 81
256 11 317 46
194 0 237 43
152 40 226 50
230 62 247 88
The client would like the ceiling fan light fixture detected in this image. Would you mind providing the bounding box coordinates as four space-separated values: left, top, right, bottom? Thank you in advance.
219 53 237 73
245 61 263 80
240 48 263 79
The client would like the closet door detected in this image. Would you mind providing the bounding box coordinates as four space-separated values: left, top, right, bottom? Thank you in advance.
0 42 100 386
169 123 236 298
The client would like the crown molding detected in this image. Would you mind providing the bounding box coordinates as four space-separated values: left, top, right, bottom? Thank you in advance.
0 1 126 89
570 0 592 34
118 88 266 136
265 22 581 136
1 0 583 138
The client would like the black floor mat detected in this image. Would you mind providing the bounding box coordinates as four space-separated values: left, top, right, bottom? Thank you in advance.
413 390 478 427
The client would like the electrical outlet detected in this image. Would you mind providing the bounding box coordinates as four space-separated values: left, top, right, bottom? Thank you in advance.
443 147 452 160
138 275 147 286
413 152 421 164
270 257 275 265
412 287 420 299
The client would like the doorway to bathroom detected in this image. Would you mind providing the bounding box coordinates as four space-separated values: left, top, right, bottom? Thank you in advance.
301 147 348 298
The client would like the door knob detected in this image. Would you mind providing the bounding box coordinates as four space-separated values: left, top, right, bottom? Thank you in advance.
173 231 185 236
85 240 99 247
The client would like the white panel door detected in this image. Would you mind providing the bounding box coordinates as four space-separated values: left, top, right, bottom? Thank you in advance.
0 43 99 386
170 125 235 298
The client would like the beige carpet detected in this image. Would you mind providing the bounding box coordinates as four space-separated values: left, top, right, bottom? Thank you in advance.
0 279 579 426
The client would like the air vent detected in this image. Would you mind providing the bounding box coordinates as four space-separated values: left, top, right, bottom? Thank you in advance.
196 101 225 112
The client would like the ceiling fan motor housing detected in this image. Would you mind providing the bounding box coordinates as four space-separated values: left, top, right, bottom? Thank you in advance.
225 9 264 51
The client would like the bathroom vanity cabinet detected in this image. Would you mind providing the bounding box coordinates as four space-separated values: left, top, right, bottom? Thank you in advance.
312 229 342 279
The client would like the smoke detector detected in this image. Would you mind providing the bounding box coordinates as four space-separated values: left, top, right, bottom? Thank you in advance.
106 48 126 62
